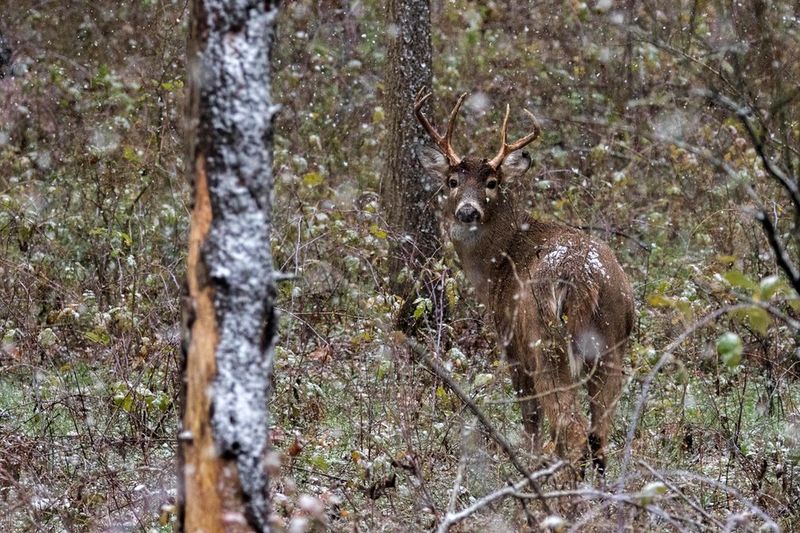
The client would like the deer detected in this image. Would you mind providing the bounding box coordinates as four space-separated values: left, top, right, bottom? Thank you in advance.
413 91 635 475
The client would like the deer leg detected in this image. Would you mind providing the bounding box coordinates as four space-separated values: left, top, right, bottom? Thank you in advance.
510 361 541 451
532 348 588 466
586 350 624 477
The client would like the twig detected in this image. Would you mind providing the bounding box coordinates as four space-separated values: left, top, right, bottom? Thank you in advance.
575 224 650 252
694 89 800 214
754 210 800 296
443 457 465 519
512 486 706 531
637 460 724 529
615 304 753 491
436 461 566 533
404 337 556 515
661 469 780 529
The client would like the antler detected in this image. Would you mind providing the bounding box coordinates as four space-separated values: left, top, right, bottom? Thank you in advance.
487 105 541 169
414 89 467 166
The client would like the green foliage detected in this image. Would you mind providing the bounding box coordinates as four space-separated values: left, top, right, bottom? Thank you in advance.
717 332 744 368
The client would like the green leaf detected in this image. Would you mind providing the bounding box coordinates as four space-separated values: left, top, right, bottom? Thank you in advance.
122 145 140 163
2 328 18 344
309 454 330 472
638 481 668 504
114 392 134 412
84 330 111 346
745 306 770 335
302 171 324 186
758 275 782 301
37 328 57 348
117 231 132 247
156 392 172 412
716 332 743 368
647 294 672 307
412 297 432 320
376 359 392 380
723 270 757 292
444 277 459 308
369 224 388 240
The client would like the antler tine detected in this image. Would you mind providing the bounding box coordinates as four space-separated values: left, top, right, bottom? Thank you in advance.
488 106 541 169
443 92 468 156
413 90 463 165
414 90 443 142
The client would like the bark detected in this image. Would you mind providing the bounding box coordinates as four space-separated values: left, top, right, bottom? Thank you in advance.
178 1 279 532
382 0 438 331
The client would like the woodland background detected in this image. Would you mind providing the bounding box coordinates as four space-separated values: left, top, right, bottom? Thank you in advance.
1 0 799 531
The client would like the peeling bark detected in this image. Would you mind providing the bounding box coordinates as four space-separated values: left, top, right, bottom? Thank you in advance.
179 1 279 532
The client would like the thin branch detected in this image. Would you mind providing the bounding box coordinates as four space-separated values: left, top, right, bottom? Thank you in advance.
404 337 556 515
755 210 800 296
512 487 706 531
436 461 566 533
661 469 780 528
637 460 724 529
443 456 465 519
694 89 800 214
615 304 754 491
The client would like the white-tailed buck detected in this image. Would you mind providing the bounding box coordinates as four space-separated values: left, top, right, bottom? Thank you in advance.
414 91 635 474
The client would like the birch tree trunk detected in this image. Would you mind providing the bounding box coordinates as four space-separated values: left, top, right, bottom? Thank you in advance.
178 1 279 531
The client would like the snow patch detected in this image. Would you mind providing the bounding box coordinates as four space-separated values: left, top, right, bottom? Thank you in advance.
543 244 568 266
584 246 608 279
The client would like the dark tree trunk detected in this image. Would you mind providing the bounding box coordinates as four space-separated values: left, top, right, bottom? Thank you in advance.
178 1 279 532
0 32 12 78
382 0 439 331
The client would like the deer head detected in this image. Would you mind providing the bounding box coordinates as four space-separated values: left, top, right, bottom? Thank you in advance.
414 90 541 229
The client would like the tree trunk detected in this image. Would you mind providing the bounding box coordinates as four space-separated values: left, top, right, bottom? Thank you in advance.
383 0 439 331
178 1 279 532
0 31 12 78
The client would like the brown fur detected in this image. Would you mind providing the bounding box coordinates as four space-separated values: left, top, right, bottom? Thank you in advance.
426 153 635 472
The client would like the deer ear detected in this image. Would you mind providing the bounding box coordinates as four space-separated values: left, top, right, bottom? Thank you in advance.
415 145 450 179
501 151 532 182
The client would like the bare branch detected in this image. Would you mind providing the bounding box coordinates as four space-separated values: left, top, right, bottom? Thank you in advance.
755 209 800 296
637 460 724 529
694 89 800 214
436 461 566 533
615 304 754 491
404 337 557 514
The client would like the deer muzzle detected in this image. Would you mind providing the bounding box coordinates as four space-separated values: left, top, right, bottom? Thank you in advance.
455 202 482 224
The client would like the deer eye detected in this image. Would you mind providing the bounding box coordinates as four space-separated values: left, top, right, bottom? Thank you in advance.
486 179 498 190
448 177 458 189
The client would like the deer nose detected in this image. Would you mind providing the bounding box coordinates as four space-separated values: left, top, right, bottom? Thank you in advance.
456 204 481 224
